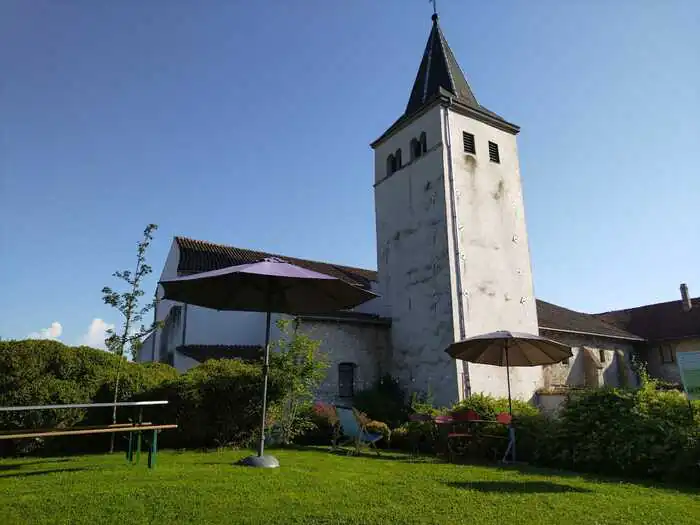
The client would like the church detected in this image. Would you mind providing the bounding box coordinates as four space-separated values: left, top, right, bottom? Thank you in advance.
139 14 698 409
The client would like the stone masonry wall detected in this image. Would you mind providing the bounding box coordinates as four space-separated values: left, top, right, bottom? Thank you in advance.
296 319 391 405
539 330 639 389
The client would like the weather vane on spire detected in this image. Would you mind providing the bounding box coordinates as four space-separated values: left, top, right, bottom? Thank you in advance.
429 0 438 16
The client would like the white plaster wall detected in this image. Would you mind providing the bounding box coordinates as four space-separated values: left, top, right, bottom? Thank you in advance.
148 240 182 363
168 311 288 373
445 108 542 401
184 307 270 346
136 332 154 363
374 105 461 407
173 349 200 372
296 319 391 404
351 281 387 316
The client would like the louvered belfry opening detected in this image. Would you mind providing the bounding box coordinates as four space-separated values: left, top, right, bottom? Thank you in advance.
488 141 500 163
463 132 475 154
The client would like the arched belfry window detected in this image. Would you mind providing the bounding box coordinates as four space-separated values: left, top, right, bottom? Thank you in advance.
420 132 427 154
338 362 356 398
386 154 396 176
395 148 402 169
411 138 422 160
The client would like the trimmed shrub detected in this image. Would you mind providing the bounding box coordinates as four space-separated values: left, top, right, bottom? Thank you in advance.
293 401 339 446
352 374 410 429
390 420 439 453
451 393 538 418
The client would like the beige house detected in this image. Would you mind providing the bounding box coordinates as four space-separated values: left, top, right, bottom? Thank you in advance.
596 285 700 386
139 15 697 409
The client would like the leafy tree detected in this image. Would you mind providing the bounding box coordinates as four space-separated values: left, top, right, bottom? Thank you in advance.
268 318 329 445
101 223 162 451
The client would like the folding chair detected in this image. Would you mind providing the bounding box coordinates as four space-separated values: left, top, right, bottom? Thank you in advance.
335 406 383 456
446 410 480 462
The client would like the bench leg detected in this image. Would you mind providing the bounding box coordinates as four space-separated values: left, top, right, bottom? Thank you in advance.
136 430 142 464
127 432 134 463
148 429 158 469
135 408 143 464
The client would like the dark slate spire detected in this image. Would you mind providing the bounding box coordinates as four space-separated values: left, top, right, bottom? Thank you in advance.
405 14 479 117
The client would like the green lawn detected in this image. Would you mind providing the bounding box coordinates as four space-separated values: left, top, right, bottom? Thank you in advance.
1 448 698 524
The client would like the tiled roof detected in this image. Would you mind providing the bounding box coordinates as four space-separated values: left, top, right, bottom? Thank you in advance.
174 237 377 289
594 297 700 341
177 344 262 363
536 300 644 341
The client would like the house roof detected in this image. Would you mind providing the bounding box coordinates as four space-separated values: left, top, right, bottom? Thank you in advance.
593 297 700 341
536 300 644 341
174 236 376 290
177 344 262 363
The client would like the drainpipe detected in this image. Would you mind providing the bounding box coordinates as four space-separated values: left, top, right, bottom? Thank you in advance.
182 303 188 346
442 104 466 340
442 103 470 397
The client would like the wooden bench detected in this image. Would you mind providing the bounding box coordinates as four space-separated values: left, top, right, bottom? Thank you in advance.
0 401 177 469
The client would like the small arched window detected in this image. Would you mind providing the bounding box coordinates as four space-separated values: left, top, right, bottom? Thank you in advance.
395 148 402 169
386 154 396 176
411 138 422 160
419 132 427 154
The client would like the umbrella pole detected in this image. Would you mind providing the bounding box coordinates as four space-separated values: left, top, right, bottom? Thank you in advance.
239 310 279 467
257 310 272 457
504 340 516 464
505 341 513 417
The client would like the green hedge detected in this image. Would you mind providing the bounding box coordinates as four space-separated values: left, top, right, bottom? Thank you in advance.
0 340 293 454
389 387 700 484
533 387 700 483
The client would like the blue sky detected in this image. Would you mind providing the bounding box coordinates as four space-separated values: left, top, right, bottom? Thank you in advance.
1 0 698 346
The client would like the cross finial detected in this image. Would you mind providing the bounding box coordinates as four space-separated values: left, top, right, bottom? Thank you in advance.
430 0 437 17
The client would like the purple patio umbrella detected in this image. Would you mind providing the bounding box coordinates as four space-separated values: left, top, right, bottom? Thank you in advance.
160 257 377 468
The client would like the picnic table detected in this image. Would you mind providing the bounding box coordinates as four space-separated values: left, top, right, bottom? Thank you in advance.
0 400 177 469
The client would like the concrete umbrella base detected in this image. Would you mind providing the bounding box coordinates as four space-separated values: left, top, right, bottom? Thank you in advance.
237 454 280 468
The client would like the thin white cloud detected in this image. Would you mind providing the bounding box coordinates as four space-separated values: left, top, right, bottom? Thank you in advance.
28 322 63 340
80 318 115 349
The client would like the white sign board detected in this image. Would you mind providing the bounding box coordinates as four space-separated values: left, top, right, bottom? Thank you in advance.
676 351 700 401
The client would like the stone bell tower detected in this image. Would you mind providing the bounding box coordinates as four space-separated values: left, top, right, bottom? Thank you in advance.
371 14 541 406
